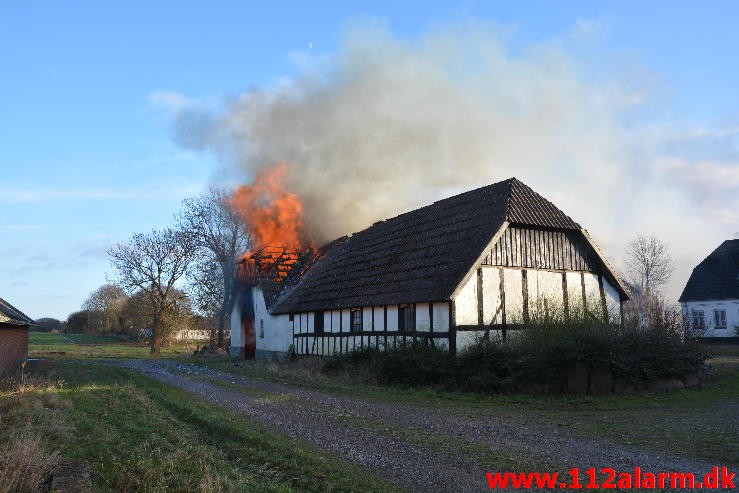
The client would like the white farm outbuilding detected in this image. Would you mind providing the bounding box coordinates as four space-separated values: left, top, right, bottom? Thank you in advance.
679 239 739 340
230 178 629 358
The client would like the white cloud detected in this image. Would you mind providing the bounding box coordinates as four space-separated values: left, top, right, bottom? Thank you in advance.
148 90 197 113
167 20 738 302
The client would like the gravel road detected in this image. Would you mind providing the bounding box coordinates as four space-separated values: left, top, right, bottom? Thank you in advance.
114 359 726 492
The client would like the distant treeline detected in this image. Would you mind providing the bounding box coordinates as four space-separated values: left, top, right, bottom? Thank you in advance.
35 283 217 342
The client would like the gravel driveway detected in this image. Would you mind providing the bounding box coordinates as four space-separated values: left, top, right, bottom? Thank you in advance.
115 359 723 492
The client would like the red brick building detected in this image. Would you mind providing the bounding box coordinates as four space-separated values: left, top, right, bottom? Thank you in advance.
0 298 34 374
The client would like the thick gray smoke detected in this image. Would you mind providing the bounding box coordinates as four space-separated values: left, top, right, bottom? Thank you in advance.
166 21 738 301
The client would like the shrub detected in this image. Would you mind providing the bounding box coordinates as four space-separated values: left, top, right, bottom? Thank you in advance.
323 342 453 387
505 320 709 389
454 339 511 392
320 319 710 394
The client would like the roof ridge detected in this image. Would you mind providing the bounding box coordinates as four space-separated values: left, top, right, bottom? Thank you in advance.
504 178 580 230
503 177 517 221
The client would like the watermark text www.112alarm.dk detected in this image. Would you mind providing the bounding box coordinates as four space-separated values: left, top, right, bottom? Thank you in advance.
485 466 736 489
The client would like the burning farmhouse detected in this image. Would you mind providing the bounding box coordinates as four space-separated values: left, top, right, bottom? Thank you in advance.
230 177 629 358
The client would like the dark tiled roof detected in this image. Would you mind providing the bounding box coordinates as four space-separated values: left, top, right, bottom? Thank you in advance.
272 178 583 314
0 298 35 326
679 239 739 302
507 179 580 229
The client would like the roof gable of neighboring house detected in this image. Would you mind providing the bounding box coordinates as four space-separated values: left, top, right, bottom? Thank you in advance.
271 178 626 314
679 239 739 302
0 298 35 327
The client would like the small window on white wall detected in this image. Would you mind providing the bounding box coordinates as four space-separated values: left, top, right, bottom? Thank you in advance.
350 308 362 333
399 304 416 332
714 309 727 330
259 319 264 338
692 309 705 330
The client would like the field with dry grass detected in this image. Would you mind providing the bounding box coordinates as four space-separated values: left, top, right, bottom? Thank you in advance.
0 360 397 492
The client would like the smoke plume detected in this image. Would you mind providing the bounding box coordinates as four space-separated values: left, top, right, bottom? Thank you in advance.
167 21 738 300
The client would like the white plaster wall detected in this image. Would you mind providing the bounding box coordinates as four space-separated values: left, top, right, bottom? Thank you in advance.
416 303 430 331
372 306 384 331
363 307 373 331
565 272 584 316
330 310 340 333
386 305 399 331
503 268 524 322
682 299 739 337
455 274 478 325
258 313 293 352
583 273 603 318
432 302 449 331
174 329 213 341
341 309 350 333
482 267 501 324
230 301 242 349
603 278 621 323
529 270 564 318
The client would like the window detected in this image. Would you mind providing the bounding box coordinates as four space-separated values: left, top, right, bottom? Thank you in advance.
350 308 362 333
714 309 727 329
398 304 416 333
691 309 705 330
259 319 264 338
314 311 324 334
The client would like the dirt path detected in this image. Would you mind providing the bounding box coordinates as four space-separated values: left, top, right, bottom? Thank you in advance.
115 359 722 492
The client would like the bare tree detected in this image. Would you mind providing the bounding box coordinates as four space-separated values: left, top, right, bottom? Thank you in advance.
188 255 224 320
179 189 250 347
108 228 196 355
624 235 675 293
623 235 675 328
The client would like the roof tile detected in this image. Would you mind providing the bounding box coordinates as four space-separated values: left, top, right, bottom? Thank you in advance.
271 178 582 313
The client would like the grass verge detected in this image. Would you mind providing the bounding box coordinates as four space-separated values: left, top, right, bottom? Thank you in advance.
0 360 399 492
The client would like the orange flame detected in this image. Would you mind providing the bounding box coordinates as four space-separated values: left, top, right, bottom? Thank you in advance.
230 162 304 251
231 163 306 286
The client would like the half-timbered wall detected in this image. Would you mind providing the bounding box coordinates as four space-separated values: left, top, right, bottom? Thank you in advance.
482 226 599 272
290 302 451 356
452 266 622 352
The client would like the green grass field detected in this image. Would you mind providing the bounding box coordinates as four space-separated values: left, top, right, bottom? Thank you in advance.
28 332 193 359
0 360 398 492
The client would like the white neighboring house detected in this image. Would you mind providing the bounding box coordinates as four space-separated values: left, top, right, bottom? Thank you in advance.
680 239 739 340
231 178 630 358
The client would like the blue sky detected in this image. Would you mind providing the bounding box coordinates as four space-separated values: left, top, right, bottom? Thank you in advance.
1 1 737 320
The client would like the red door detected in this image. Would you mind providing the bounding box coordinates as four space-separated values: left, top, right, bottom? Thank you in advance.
242 317 256 359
